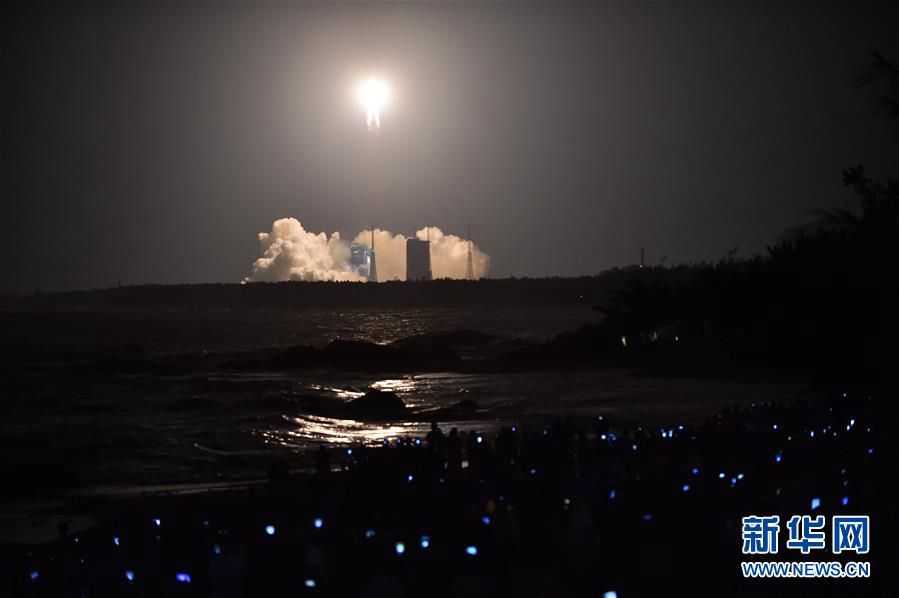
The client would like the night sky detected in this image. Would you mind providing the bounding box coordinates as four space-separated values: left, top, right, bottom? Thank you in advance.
2 1 896 293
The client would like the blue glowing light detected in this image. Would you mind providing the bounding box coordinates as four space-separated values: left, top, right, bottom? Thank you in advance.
810 430 815 438
772 424 778 430
737 473 745 481
603 592 618 598
213 544 221 555
395 542 405 555
600 434 607 441
203 520 209 527
305 579 316 588
867 448 874 455
476 436 483 444
465 545 478 556
125 570 135 582
29 570 39 581
407 474 413 482
511 426 517 432
718 472 725 479
682 484 690 492
481 516 491 525
313 518 324 529
153 518 161 527
529 468 537 475
265 525 276 536
811 497 821 510
608 489 616 500
642 514 653 521
415 438 421 446
775 452 782 463
420 535 430 548
175 573 191 584
346 448 353 455
691 467 699 475
113 536 120 546
632 444 638 451
841 496 849 506
365 529 376 539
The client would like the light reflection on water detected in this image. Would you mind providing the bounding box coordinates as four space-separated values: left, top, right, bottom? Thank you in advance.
260 413 487 449
308 377 437 409
254 375 491 447
307 384 365 401
285 415 423 446
247 370 805 453
2 358 804 489
370 378 418 393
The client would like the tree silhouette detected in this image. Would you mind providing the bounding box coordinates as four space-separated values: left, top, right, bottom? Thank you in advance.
856 50 899 141
785 165 898 239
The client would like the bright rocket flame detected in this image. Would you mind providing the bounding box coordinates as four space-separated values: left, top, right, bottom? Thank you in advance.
357 78 389 131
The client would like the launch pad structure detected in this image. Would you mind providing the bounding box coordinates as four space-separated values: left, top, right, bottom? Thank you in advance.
352 226 477 282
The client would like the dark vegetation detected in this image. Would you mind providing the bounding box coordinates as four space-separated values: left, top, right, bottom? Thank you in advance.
556 166 898 382
0 272 672 311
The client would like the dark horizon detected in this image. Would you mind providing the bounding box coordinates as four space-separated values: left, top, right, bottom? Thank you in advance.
3 1 897 294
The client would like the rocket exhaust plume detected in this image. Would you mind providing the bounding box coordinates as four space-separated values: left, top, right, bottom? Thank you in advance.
412 227 490 280
367 109 380 131
358 78 389 132
243 218 364 283
245 219 490 283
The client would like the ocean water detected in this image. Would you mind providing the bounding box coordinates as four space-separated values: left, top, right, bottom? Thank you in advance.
0 306 594 355
0 307 800 491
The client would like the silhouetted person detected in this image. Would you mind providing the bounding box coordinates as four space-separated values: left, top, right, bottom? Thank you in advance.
426 421 445 451
425 421 446 474
446 427 462 473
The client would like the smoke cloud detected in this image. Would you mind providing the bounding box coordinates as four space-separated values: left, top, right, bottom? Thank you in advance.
244 218 364 283
245 218 490 283
350 228 408 282
415 227 490 280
